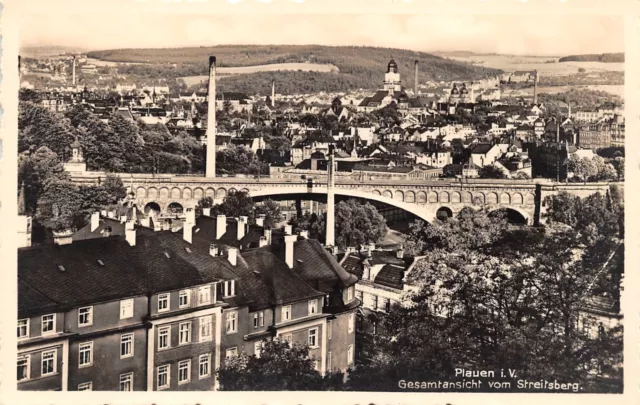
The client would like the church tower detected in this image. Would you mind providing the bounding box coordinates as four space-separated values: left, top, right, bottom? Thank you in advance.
383 59 402 94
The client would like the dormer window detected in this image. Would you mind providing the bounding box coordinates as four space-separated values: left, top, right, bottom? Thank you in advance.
223 280 236 297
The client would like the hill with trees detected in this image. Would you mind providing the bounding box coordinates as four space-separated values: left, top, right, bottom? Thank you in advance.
558 53 624 63
87 45 502 94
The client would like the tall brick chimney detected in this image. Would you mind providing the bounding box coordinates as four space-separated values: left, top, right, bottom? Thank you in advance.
414 60 419 96
206 56 217 177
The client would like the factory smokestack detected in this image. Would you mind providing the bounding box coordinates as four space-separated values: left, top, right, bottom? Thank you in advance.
533 70 538 105
414 60 419 96
72 55 76 86
206 56 217 178
271 81 275 107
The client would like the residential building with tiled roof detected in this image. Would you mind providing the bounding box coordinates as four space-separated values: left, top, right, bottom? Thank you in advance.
18 209 360 391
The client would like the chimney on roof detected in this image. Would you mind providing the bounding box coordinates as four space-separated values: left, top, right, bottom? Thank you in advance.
397 245 405 259
255 214 265 227
209 244 219 257
264 228 272 245
141 217 150 228
185 207 195 225
125 220 135 231
100 209 107 217
202 207 211 217
126 227 136 247
107 211 115 219
120 215 127 224
183 222 193 244
227 247 238 266
259 236 268 248
216 215 226 239
237 216 248 240
284 234 297 269
284 224 293 235
299 230 309 239
346 246 356 254
91 212 100 232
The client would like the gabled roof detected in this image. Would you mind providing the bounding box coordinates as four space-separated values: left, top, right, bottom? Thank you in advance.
470 143 495 155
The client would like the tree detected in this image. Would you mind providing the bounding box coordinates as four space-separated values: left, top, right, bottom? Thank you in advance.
254 199 283 228
290 212 326 241
36 178 84 232
216 145 262 176
210 191 254 219
334 200 387 249
566 154 596 182
478 164 507 179
349 205 623 392
217 339 343 390
18 146 70 215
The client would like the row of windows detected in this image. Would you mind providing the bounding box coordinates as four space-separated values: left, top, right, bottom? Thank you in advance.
17 284 224 339
77 372 134 391
17 350 57 381
158 285 216 313
78 333 134 368
357 291 393 312
158 316 213 350
157 354 211 390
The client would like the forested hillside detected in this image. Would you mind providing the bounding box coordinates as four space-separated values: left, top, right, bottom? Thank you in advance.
559 53 624 63
88 45 502 93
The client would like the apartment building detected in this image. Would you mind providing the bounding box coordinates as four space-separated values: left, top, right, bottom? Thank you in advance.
18 210 360 390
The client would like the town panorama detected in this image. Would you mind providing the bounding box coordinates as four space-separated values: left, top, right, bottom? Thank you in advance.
16 33 624 393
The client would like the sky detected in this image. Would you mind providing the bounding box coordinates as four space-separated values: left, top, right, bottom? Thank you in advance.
17 4 624 56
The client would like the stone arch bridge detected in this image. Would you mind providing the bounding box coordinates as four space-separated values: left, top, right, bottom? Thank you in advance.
70 173 620 225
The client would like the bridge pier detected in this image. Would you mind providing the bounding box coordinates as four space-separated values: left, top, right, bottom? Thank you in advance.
295 199 303 220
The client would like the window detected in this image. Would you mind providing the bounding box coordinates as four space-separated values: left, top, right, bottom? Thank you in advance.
120 299 134 319
356 290 363 302
385 299 391 312
199 316 213 342
348 313 355 334
157 365 170 390
179 290 190 308
226 347 238 359
78 382 92 391
41 350 56 376
199 354 211 379
78 307 93 327
79 342 93 367
282 334 293 345
372 295 379 310
281 305 291 322
158 326 170 350
328 351 332 371
356 315 363 332
179 322 191 345
198 286 211 305
178 359 191 384
226 311 237 334
308 328 318 348
119 372 133 391
18 319 29 339
328 320 332 340
42 314 55 334
254 341 263 358
253 311 264 328
373 321 378 335
308 299 317 315
17 356 29 381
120 333 134 358
158 294 169 312
347 286 354 301
223 280 236 297
347 345 354 365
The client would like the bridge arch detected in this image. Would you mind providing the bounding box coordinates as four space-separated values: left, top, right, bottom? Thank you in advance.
168 202 184 214
525 193 536 205
436 206 453 220
194 187 204 200
183 187 193 200
427 191 438 203
511 192 524 205
136 187 147 199
486 192 499 205
147 187 158 199
216 188 227 200
451 191 461 203
171 187 181 199
394 190 404 202
439 191 450 203
405 191 416 203
159 187 169 199
417 191 427 203
500 192 510 204
247 187 438 223
144 202 161 215
382 190 393 199
489 207 529 225
205 188 215 198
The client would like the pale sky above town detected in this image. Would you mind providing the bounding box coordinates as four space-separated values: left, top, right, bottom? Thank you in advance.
17 2 623 56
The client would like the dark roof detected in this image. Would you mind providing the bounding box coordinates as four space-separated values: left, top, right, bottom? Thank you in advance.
342 250 413 290
72 217 125 242
470 143 494 155
310 151 326 159
192 215 287 250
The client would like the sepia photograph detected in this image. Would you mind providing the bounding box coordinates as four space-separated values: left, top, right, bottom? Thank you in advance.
8 1 627 398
